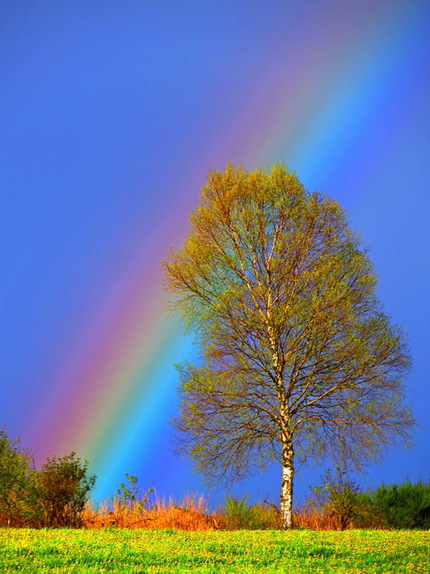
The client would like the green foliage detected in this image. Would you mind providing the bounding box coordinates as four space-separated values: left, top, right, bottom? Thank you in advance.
223 494 280 530
358 481 430 529
111 473 153 511
224 494 253 529
0 427 33 526
31 452 96 528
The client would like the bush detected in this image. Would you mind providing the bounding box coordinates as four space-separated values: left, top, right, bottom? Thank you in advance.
1 430 96 528
0 428 33 526
307 465 362 530
31 452 96 528
358 481 430 529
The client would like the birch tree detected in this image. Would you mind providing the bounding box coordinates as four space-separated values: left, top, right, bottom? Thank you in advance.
162 164 414 529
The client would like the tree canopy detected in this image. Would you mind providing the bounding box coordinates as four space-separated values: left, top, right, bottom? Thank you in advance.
162 164 414 528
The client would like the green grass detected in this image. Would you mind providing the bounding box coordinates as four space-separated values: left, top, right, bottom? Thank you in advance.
0 529 429 573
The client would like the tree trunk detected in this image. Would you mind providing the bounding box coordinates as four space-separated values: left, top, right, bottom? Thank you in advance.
280 441 294 529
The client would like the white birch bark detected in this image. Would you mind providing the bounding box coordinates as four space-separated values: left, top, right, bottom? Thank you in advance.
280 441 294 529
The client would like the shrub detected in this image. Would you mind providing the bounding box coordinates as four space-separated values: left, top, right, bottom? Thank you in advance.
31 452 96 528
1 429 96 528
0 427 33 526
359 481 430 529
111 473 153 512
307 465 362 530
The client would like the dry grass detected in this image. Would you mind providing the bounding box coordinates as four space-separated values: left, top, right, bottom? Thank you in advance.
293 505 340 530
83 497 366 531
83 494 222 531
293 504 388 531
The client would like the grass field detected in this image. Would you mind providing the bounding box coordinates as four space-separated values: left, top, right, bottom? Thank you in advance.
1 529 429 573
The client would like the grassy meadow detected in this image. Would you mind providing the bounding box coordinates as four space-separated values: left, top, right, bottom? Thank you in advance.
1 528 429 574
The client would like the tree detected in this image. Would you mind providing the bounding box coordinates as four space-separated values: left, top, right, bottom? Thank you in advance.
162 163 414 529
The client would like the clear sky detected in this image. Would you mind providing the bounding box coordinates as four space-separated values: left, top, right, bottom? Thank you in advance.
1 0 429 507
